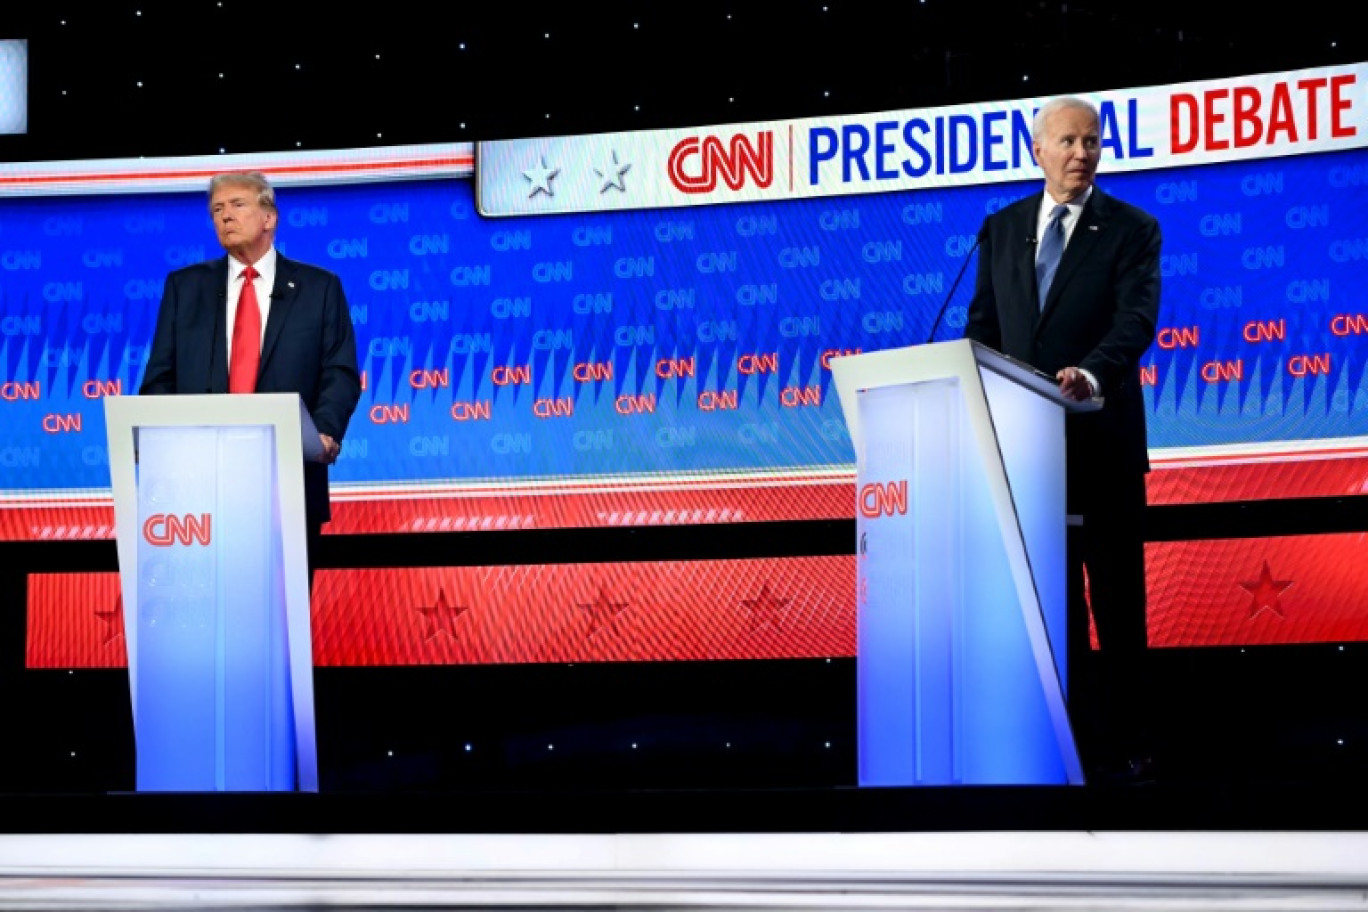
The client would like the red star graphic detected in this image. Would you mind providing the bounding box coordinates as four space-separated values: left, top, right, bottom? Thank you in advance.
94 593 125 646
1239 560 1293 619
576 585 630 638
741 582 791 632
416 587 469 640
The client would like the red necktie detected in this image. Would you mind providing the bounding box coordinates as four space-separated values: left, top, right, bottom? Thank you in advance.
229 265 261 393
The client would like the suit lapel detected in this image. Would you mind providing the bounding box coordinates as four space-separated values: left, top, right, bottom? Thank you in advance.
1018 194 1043 294
259 255 297 372
210 257 231 392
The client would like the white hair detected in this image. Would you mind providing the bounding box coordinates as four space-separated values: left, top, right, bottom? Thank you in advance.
1032 96 1099 140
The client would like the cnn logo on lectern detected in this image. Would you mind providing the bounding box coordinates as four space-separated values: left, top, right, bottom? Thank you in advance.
142 513 212 546
859 481 908 518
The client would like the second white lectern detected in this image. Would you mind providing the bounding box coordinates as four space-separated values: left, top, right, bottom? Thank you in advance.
830 339 1098 786
104 393 319 792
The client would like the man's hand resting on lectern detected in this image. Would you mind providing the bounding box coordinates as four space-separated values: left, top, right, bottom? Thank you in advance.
1055 365 1096 402
318 433 341 465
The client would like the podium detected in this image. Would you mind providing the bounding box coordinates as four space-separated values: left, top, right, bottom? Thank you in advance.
104 393 319 792
829 339 1098 786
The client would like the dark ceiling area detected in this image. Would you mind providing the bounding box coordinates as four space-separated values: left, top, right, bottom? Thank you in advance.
0 1 1356 164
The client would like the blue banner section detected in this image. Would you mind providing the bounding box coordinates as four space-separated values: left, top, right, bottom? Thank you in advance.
2 147 1367 494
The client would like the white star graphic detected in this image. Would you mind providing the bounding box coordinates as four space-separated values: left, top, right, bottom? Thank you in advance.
523 156 560 198
593 150 631 194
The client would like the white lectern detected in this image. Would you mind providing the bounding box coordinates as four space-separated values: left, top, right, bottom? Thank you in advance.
830 339 1099 786
104 393 318 792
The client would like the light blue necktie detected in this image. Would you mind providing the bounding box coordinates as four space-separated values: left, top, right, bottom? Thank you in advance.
1035 203 1069 310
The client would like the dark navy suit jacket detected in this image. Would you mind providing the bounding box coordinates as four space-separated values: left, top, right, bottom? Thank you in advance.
964 187 1161 489
139 253 362 525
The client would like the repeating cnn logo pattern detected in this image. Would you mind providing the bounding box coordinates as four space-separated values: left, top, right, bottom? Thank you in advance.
7 140 1368 547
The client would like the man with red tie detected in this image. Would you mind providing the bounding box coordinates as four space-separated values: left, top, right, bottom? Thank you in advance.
139 171 362 580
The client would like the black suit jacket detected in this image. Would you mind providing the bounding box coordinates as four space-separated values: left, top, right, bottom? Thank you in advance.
138 253 362 525
964 187 1161 491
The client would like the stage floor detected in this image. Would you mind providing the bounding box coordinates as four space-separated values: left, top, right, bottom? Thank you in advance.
3 830 1368 911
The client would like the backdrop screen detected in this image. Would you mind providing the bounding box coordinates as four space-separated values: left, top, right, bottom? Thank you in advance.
4 148 1368 536
8 60 1368 657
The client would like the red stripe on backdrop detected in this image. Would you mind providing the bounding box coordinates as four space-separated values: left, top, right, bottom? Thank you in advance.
9 453 1368 542
324 480 857 533
1146 532 1368 646
27 572 126 668
0 481 857 541
23 539 1368 666
1146 453 1368 504
309 558 857 665
26 557 858 668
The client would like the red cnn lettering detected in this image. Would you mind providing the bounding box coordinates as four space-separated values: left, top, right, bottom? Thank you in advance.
614 394 657 415
0 380 41 400
656 357 695 379
368 403 410 424
859 481 908 518
1330 314 1368 336
491 364 532 385
1157 326 1201 349
820 348 862 370
698 389 739 411
780 385 823 407
450 400 493 421
143 513 212 547
666 132 774 194
532 397 574 418
1243 319 1286 342
1200 360 1244 382
737 352 779 375
81 379 122 399
409 368 449 389
42 413 82 433
572 361 613 382
1139 364 1158 386
1288 353 1332 376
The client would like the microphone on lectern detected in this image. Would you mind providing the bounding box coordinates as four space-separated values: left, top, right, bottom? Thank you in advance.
924 228 984 345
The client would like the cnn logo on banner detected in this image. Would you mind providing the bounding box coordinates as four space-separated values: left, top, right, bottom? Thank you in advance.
667 132 773 194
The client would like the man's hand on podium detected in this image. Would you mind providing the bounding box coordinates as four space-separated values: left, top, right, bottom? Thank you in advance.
1055 366 1096 402
318 433 341 465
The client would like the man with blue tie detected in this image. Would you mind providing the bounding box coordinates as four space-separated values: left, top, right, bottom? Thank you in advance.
139 170 362 583
964 96 1162 784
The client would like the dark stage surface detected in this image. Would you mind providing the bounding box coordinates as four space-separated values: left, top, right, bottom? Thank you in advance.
4 642 1368 833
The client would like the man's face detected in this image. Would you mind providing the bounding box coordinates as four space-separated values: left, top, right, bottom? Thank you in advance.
210 183 275 262
1033 105 1101 203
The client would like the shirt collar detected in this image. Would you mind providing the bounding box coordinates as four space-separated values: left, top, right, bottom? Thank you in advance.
1041 185 1093 220
232 247 277 284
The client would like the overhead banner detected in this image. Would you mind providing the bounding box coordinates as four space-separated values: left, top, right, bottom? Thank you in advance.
477 62 1366 216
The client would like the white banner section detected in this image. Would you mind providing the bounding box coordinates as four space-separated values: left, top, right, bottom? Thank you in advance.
478 62 1368 216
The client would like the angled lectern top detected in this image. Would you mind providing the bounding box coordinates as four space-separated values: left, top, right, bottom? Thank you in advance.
829 339 1098 787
